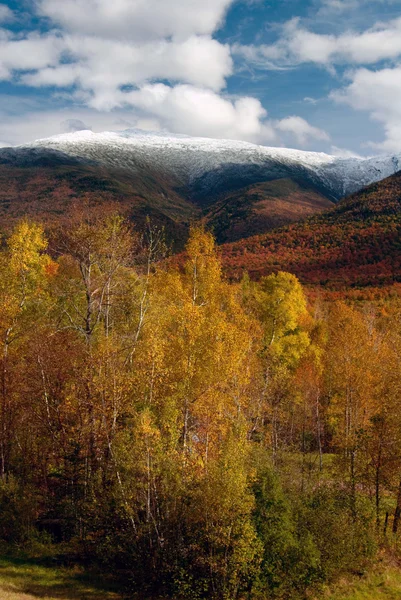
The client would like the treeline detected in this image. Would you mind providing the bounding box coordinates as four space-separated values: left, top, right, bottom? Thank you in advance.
1 214 401 599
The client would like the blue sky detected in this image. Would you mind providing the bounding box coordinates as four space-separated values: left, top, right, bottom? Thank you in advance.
0 0 401 155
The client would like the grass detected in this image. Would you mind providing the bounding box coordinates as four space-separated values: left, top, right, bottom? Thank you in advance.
1 547 401 600
0 554 124 600
320 557 401 599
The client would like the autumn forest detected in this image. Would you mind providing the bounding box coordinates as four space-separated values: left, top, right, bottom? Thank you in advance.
1 211 401 599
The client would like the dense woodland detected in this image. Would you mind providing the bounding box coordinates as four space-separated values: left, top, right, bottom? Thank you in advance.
2 213 401 599
222 171 401 288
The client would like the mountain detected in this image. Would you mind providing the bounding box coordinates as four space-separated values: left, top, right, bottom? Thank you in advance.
221 170 401 288
27 130 401 201
1 129 401 244
204 178 332 243
0 146 195 246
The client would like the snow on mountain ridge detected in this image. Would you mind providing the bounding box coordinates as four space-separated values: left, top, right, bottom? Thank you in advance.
22 129 401 199
28 129 336 168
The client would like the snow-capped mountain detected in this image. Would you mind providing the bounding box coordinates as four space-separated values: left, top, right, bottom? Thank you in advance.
23 129 401 201
0 129 400 246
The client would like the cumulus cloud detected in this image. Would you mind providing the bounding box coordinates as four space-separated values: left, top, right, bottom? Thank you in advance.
0 88 329 149
37 0 234 40
232 6 401 153
0 31 64 80
0 0 335 149
120 83 277 142
276 116 330 145
0 0 234 118
22 35 232 101
234 15 401 68
332 65 401 152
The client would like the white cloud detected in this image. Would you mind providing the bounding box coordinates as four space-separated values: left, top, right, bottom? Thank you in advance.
0 89 329 149
0 1 234 115
22 34 232 104
118 83 278 143
0 105 137 146
316 0 360 15
333 65 401 152
276 116 330 145
233 7 401 154
235 15 401 68
330 145 363 158
38 0 234 40
0 31 64 80
61 118 92 133
0 4 13 23
0 0 336 150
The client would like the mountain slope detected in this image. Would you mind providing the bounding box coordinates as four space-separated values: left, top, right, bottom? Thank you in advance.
1 130 401 245
205 178 332 243
28 130 401 201
221 171 401 288
0 147 197 246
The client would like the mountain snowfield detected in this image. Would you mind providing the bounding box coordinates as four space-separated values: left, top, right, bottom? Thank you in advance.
22 129 401 200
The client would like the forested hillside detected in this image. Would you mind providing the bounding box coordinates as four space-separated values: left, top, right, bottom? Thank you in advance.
222 170 401 288
205 178 332 243
0 157 194 248
2 213 401 599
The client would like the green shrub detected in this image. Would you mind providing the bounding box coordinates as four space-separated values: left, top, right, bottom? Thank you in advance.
298 486 376 581
252 467 321 599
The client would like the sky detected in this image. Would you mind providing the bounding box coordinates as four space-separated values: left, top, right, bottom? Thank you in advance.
0 0 401 155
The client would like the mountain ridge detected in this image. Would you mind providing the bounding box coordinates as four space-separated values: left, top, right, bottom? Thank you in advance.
23 129 401 201
0 129 401 249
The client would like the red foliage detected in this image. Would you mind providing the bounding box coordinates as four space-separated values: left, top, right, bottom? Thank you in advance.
221 171 401 290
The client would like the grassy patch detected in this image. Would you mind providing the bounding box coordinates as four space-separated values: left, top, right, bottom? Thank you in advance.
320 560 401 599
0 554 123 600
1 548 401 600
